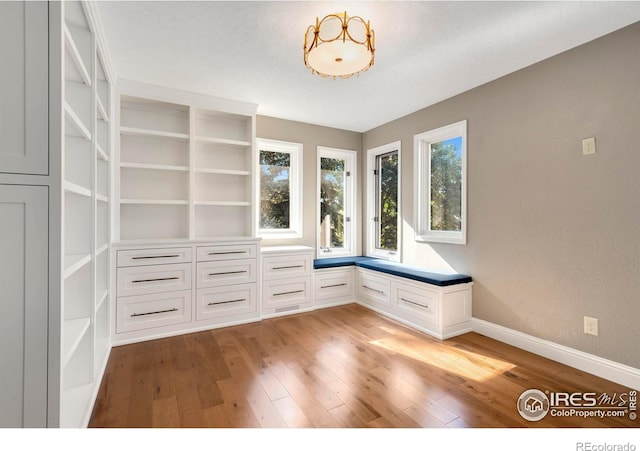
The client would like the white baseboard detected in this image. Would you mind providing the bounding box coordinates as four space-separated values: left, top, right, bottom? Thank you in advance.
472 318 640 390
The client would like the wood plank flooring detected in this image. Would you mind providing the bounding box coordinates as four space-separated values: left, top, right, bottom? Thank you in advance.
89 304 637 428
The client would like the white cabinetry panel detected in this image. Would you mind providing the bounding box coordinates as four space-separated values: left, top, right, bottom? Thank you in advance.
196 284 257 321
0 185 48 427
357 268 391 309
117 247 192 267
313 267 355 307
117 263 192 297
262 277 312 311
116 290 192 333
262 254 312 280
0 2 48 175
196 259 257 288
197 243 257 262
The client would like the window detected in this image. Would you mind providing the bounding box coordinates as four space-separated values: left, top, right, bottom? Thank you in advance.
317 146 356 257
257 138 302 239
414 120 467 244
366 141 401 260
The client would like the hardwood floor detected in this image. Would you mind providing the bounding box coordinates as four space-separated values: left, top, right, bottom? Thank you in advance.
89 304 637 428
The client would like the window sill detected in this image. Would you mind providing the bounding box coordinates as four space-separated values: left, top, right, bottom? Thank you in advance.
259 231 303 240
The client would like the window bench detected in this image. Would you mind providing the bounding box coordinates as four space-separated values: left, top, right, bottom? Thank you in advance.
313 257 473 340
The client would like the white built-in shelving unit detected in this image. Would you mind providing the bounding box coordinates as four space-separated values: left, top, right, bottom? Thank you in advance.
115 81 257 241
60 1 113 428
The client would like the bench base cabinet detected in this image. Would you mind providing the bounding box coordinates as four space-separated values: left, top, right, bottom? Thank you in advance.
390 278 472 339
357 268 391 310
313 267 355 307
355 268 472 340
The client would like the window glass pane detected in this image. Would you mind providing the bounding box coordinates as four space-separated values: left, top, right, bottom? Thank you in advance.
430 136 462 231
260 150 290 229
320 157 345 248
376 151 398 251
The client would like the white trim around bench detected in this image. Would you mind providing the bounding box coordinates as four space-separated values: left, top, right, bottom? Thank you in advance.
473 318 640 390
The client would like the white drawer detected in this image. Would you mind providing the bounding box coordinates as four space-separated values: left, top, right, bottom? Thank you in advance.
116 290 191 333
393 281 440 327
262 254 312 280
117 247 192 267
314 268 353 301
358 269 391 308
117 263 191 297
196 284 257 321
196 259 257 288
196 243 257 262
262 277 311 310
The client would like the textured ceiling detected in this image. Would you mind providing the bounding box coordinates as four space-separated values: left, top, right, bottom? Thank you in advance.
97 1 640 132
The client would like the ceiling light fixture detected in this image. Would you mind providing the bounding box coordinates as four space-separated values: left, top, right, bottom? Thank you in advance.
304 11 375 79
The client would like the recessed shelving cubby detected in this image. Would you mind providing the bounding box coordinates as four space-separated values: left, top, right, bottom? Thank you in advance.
116 82 257 241
57 0 114 427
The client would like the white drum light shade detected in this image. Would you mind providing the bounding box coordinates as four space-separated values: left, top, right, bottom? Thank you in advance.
304 12 375 79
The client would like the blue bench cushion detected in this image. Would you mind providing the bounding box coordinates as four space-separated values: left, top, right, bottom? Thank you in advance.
356 259 472 287
313 256 375 269
314 256 472 287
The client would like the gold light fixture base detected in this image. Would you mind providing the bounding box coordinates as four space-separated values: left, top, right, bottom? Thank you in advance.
303 11 375 79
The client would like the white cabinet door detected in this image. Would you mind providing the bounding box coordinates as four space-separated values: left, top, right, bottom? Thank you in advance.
0 2 48 175
0 185 48 427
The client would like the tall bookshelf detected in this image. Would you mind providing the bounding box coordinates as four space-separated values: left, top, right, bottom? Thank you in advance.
115 81 257 241
60 1 113 427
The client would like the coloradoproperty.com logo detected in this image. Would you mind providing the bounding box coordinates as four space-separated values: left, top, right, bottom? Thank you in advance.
517 388 637 422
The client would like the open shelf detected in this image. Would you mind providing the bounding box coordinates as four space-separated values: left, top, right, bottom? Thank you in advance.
120 162 189 172
61 382 93 428
194 167 250 176
120 126 189 141
64 253 91 279
64 181 92 198
96 95 108 122
64 102 91 141
64 25 91 87
96 144 109 162
194 108 252 144
194 200 251 207
62 317 91 369
194 135 250 147
120 203 189 240
120 199 189 205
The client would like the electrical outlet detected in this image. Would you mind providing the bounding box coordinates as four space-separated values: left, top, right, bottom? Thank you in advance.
584 316 599 336
582 137 596 155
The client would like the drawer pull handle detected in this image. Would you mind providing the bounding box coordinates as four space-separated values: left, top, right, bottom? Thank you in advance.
208 251 248 255
273 289 304 297
208 298 246 306
131 255 180 260
208 270 248 276
400 297 428 309
273 265 304 270
131 308 178 317
132 276 180 283
321 283 347 289
362 285 384 295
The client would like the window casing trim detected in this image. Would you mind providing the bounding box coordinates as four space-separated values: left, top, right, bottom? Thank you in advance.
316 146 357 259
256 138 303 239
413 120 467 245
366 141 401 261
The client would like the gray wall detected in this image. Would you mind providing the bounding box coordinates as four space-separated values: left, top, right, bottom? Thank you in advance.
256 115 362 252
362 23 640 368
